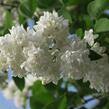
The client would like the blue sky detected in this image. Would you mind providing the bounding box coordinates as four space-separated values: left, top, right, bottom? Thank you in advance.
0 92 22 109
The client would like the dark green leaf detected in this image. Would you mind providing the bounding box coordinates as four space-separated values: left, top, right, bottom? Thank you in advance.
13 77 25 91
89 50 102 61
27 0 37 13
19 4 32 17
83 15 92 29
76 79 97 96
19 0 37 17
60 0 80 6
44 82 57 94
76 28 83 39
36 0 55 9
18 13 26 24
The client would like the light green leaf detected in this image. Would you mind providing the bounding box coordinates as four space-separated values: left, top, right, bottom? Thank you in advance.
87 0 108 18
30 80 54 109
94 18 109 33
3 11 13 29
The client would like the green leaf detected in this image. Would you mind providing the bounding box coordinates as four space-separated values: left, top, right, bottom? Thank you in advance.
94 18 109 33
89 50 102 61
44 82 57 95
30 80 54 109
19 4 32 17
27 0 37 13
36 0 55 9
58 9 72 23
60 0 80 6
3 11 13 30
87 0 108 18
19 0 37 17
0 26 6 36
83 15 92 29
58 96 67 109
44 95 67 109
76 28 83 39
76 79 97 97
18 13 26 24
13 77 25 91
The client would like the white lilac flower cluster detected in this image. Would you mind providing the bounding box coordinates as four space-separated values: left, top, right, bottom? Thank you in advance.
0 11 109 93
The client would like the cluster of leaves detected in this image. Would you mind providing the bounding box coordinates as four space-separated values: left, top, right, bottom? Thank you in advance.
30 79 109 109
1 0 109 109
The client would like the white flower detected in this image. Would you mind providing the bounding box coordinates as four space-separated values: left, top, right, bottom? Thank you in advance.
34 11 68 36
84 29 98 46
21 10 70 84
25 74 37 86
84 55 109 92
61 37 90 80
0 53 8 72
0 25 29 77
91 42 106 55
0 10 109 93
21 44 61 84
34 11 69 48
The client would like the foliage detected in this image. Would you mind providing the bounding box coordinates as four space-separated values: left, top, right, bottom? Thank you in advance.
13 77 25 91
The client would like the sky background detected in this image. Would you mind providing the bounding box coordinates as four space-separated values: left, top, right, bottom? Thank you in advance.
0 92 21 109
